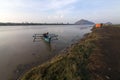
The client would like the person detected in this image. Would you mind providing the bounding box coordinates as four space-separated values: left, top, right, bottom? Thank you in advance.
43 32 51 43
43 32 49 38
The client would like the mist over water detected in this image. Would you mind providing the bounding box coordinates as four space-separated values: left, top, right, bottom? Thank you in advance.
0 25 92 80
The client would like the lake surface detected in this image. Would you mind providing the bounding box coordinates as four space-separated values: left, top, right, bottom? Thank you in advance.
0 25 92 80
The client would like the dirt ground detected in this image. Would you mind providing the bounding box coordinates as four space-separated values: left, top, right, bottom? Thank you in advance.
89 25 120 80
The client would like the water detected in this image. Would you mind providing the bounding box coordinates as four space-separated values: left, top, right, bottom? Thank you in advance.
0 25 92 80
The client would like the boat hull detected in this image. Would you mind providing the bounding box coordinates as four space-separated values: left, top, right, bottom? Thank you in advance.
43 37 50 43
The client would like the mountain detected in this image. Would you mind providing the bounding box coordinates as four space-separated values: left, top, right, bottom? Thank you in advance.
105 22 112 25
75 19 95 25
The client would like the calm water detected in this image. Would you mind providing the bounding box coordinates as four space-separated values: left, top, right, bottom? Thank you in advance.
0 25 92 80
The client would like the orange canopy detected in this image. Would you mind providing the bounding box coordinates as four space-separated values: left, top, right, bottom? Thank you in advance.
95 24 102 28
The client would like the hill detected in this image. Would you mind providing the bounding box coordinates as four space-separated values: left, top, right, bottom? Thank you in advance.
75 19 95 25
105 22 112 25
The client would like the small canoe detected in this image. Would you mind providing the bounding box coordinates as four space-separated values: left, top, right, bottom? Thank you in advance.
44 37 50 42
42 36 51 43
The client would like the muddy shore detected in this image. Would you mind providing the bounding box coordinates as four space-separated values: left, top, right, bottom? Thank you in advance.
19 25 120 80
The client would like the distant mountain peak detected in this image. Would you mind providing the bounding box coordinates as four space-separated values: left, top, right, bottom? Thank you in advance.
105 22 112 25
75 19 95 25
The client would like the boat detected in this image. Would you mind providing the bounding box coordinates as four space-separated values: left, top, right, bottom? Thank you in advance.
33 33 58 43
42 36 51 43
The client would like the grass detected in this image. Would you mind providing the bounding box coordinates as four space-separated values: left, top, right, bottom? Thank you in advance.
20 26 101 80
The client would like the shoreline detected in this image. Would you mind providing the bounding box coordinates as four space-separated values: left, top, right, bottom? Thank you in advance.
5 25 91 80
16 37 87 80
19 28 94 80
0 23 81 26
12 34 87 80
20 25 120 80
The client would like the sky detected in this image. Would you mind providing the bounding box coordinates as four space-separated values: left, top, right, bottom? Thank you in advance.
0 0 120 24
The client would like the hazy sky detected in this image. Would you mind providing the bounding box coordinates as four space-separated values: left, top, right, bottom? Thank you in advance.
0 0 120 23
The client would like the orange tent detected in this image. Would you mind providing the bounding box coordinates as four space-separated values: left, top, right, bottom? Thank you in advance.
95 23 103 28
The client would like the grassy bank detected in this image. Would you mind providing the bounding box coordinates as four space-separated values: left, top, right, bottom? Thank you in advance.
20 25 120 80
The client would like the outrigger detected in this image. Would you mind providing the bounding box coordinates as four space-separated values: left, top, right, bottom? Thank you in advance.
33 32 58 43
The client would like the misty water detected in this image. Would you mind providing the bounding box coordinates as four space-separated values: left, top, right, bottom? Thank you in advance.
0 25 92 80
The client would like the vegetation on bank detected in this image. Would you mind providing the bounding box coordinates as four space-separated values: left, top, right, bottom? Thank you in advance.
20 26 100 80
